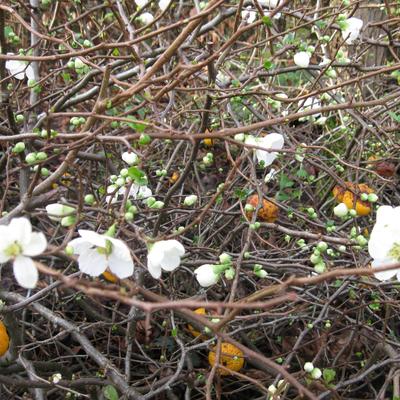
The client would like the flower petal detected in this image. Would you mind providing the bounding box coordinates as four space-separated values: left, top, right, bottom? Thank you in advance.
23 232 47 256
13 255 38 289
147 256 162 279
371 258 399 281
5 59 26 80
68 238 92 255
108 237 132 261
160 252 181 271
368 227 394 260
108 253 134 279
8 218 32 246
0 226 13 263
77 248 108 276
78 230 107 248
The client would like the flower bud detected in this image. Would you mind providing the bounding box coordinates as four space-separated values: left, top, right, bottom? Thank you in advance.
304 362 314 373
219 253 232 264
311 368 322 380
122 151 139 165
294 51 310 68
84 194 95 205
367 193 378 203
12 142 26 153
334 203 348 217
25 153 37 164
234 133 245 142
317 241 328 252
183 195 198 206
61 215 76 227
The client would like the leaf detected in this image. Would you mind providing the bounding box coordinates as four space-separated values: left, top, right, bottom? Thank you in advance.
104 385 119 400
262 16 272 27
263 59 274 70
125 116 147 132
388 111 400 123
279 174 294 190
323 368 336 384
276 192 291 201
127 166 148 185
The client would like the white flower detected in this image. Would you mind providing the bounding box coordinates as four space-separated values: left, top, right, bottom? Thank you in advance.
333 202 348 218
0 218 47 289
298 97 321 120
147 240 185 279
45 204 76 221
293 52 310 68
5 55 35 81
368 206 400 281
68 230 134 279
241 7 257 24
122 152 139 165
125 184 152 201
158 0 171 11
51 373 62 384
341 17 363 44
136 0 148 7
194 264 219 287
244 133 284 167
138 12 154 24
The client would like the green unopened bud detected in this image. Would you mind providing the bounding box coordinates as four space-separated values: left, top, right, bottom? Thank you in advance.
360 193 369 201
74 58 85 70
65 245 74 256
138 134 151 145
219 253 232 264
124 212 134 221
255 269 268 278
297 238 306 248
120 168 129 177
146 197 156 207
151 201 164 209
183 195 198 206
356 235 367 246
311 368 322 380
36 152 47 161
307 207 315 215
40 167 50 177
61 215 76 227
84 194 95 205
128 205 138 214
310 254 322 265
15 114 24 123
224 268 235 280
349 209 357 217
244 203 254 212
326 248 335 257
12 142 26 153
244 251 251 259
25 153 37 164
115 177 125 186
338 245 346 252
317 241 328 252
314 262 326 274
367 193 378 203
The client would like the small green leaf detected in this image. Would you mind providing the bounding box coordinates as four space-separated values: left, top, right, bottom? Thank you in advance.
104 385 119 400
323 368 336 384
125 116 147 132
262 16 272 27
388 111 400 123
127 166 148 185
263 59 274 70
279 174 294 190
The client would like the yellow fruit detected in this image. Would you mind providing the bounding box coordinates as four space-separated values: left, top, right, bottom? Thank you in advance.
203 138 214 146
0 321 10 357
333 182 374 216
103 270 118 283
208 343 244 375
187 308 207 338
169 171 180 184
246 194 279 223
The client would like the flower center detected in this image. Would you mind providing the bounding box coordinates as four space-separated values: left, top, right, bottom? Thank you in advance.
96 240 113 256
4 242 22 258
388 243 400 261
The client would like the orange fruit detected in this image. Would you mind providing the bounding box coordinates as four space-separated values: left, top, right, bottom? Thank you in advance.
246 194 278 222
0 321 10 357
332 182 374 216
187 308 207 338
169 171 180 184
102 270 118 283
203 138 214 146
208 342 244 375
